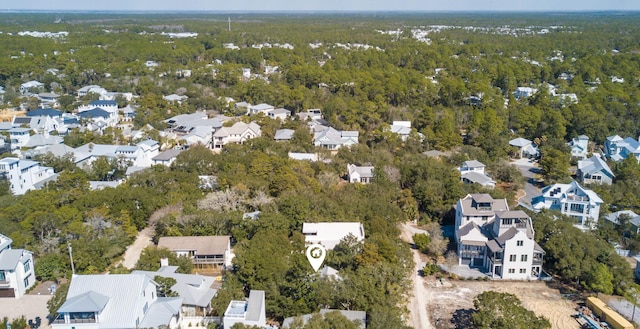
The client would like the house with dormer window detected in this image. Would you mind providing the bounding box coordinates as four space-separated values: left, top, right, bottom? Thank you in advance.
532 180 603 229
454 195 544 279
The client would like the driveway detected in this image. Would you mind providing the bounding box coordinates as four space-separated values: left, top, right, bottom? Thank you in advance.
511 158 542 208
0 294 52 327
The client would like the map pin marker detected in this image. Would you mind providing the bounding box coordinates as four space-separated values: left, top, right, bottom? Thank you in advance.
306 243 327 272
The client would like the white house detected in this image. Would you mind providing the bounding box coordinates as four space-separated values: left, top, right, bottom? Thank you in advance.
73 140 160 169
604 135 640 163
267 108 291 121
347 164 374 184
458 160 495 189
212 122 261 150
132 266 218 317
0 233 35 298
459 160 486 175
152 149 183 167
274 129 295 141
0 158 57 195
163 94 188 104
605 210 640 234
77 85 108 98
577 156 614 185
513 87 537 99
248 103 275 115
302 222 365 250
20 80 44 94
454 195 544 279
8 128 31 151
509 137 539 158
313 127 359 150
568 135 589 160
532 180 603 229
52 274 182 329
389 121 413 141
223 290 266 329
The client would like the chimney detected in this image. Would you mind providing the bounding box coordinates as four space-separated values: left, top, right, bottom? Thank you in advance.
160 257 169 267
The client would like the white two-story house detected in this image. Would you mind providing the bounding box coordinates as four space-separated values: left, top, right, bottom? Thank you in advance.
454 195 544 279
0 233 35 298
347 164 374 184
212 122 261 150
532 180 603 229
0 158 57 195
52 274 182 329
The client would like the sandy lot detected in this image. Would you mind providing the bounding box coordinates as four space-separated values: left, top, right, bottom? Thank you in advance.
425 278 581 329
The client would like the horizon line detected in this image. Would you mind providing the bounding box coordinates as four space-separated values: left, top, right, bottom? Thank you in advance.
3 9 640 14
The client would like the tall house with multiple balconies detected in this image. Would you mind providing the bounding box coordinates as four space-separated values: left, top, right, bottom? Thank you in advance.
455 194 545 279
0 233 35 298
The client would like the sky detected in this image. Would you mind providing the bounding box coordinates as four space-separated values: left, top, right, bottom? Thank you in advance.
7 0 640 12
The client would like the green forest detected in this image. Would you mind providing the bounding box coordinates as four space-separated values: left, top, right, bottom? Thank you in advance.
1 11 640 328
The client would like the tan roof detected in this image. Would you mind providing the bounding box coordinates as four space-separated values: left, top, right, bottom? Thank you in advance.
158 236 230 255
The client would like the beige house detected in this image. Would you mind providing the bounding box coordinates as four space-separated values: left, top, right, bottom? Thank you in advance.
158 236 232 270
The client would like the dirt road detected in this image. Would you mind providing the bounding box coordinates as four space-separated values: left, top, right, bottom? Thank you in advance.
399 222 434 329
116 226 154 269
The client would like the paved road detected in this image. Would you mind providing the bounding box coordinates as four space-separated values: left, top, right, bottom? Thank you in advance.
511 158 542 207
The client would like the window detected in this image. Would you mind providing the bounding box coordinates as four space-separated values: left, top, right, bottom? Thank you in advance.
520 269 527 273
521 255 528 262
509 255 516 262
516 240 523 246
143 302 148 313
23 260 30 273
508 269 515 273
23 275 31 288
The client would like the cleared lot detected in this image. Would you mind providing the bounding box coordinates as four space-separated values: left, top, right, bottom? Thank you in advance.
425 278 581 329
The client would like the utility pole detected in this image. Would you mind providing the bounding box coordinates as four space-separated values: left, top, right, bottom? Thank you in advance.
68 242 75 275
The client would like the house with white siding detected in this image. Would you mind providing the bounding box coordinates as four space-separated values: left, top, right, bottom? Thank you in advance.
454 194 544 279
52 274 182 329
0 157 57 195
0 233 35 298
532 180 603 229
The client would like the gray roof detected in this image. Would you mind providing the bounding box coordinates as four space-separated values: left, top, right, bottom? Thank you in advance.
348 164 374 179
58 291 109 313
0 249 29 271
274 129 295 140
246 290 265 321
158 236 230 256
462 160 485 168
605 210 640 227
578 156 614 177
138 297 182 329
461 171 495 185
457 194 508 217
59 274 174 329
153 149 183 161
486 239 502 253
132 268 217 308
283 309 366 329
509 137 532 147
